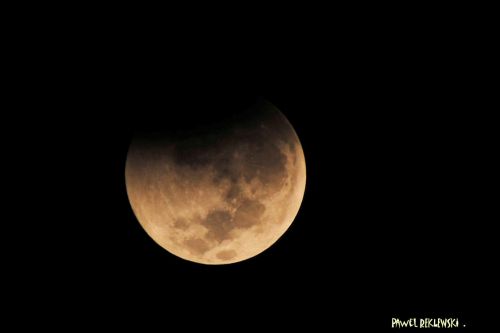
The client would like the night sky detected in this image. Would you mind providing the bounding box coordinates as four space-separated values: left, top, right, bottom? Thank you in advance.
12 10 496 331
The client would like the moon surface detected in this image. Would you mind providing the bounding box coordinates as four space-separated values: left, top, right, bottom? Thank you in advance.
125 100 306 264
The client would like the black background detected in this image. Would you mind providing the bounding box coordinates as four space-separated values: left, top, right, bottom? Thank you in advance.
11 7 496 331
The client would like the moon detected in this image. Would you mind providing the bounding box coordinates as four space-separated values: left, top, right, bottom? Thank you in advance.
125 100 306 264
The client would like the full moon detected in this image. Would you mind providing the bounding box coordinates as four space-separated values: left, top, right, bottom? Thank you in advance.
125 100 306 264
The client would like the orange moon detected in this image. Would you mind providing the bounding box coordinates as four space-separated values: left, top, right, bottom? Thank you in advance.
125 100 306 264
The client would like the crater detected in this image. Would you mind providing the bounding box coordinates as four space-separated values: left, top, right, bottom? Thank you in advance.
173 218 189 230
184 238 210 255
216 249 237 261
242 142 287 187
226 184 242 201
202 210 234 242
233 199 266 228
